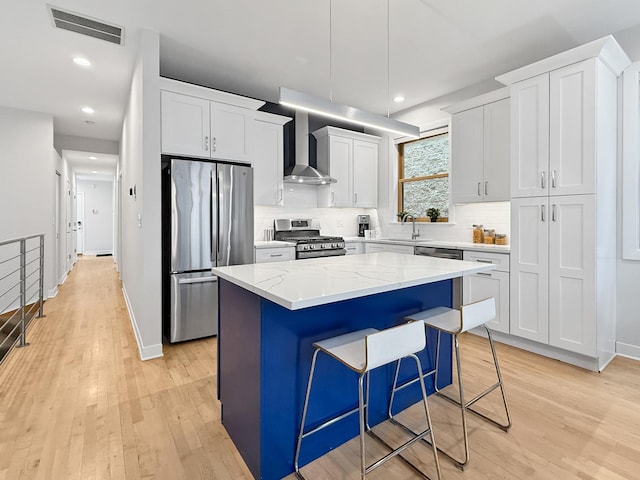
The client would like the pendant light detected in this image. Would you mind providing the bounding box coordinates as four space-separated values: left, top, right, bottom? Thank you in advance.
279 0 419 138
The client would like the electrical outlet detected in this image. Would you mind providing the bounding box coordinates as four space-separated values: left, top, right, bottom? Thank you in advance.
337 218 344 227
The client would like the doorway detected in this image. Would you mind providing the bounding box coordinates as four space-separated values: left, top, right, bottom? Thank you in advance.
76 192 85 255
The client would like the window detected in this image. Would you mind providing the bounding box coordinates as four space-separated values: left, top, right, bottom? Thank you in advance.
398 129 449 222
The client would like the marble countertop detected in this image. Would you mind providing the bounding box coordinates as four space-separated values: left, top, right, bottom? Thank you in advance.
342 237 510 253
213 252 495 310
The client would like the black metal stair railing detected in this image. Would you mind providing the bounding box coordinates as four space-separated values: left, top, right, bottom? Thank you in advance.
0 234 45 365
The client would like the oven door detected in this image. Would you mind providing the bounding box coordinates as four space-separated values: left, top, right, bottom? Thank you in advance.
297 248 347 259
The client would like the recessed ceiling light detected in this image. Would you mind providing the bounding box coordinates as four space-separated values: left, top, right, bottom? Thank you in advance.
393 96 406 103
82 106 94 114
89 156 97 160
73 57 91 67
85 120 95 125
91 170 99 174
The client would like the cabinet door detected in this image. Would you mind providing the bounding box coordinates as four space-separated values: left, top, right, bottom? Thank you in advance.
510 74 550 198
252 119 283 206
549 59 597 196
548 195 596 356
328 136 353 207
345 242 364 255
210 102 250 162
483 98 510 202
161 91 210 157
451 106 484 203
254 246 296 263
352 140 378 207
510 197 549 343
463 270 510 334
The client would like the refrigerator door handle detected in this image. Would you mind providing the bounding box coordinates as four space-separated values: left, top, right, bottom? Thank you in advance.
178 276 218 285
210 173 215 263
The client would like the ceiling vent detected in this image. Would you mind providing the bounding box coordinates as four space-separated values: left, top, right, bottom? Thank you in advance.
48 6 124 45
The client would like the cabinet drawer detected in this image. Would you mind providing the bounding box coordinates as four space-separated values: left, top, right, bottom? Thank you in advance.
255 247 295 263
366 243 414 255
463 251 510 272
345 242 364 255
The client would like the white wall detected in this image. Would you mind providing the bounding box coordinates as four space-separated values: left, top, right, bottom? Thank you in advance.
0 106 57 306
77 179 114 255
118 29 162 361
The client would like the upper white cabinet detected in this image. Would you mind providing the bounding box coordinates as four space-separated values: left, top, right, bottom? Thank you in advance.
447 90 510 203
497 35 629 370
509 58 606 198
251 111 292 206
160 78 265 163
313 126 381 208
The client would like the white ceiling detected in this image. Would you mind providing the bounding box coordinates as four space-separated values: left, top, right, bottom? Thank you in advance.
62 150 118 179
1 0 640 146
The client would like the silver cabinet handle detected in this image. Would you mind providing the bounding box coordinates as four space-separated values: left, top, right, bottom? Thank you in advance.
552 204 557 221
484 181 488 196
541 171 545 189
477 182 481 196
331 191 335 204
278 188 283 203
476 272 493 277
269 253 283 258
476 259 493 263
552 170 557 188
541 204 546 222
354 193 358 204
212 137 217 152
205 136 209 150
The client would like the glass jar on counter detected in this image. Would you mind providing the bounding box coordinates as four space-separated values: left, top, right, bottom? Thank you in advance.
495 233 508 245
472 224 484 243
483 229 495 244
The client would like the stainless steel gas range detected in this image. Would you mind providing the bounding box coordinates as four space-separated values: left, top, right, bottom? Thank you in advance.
273 219 346 259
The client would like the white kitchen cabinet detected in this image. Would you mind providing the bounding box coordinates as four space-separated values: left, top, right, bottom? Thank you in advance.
345 241 364 255
254 245 296 263
510 195 597 355
448 91 510 203
497 36 626 370
365 243 413 255
510 59 599 198
251 111 292 206
161 89 255 162
463 250 510 334
314 126 381 208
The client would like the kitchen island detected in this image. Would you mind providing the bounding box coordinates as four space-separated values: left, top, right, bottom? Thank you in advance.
213 252 494 480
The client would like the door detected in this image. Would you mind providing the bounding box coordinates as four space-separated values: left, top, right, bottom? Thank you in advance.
548 195 596 355
210 102 250 162
252 119 284 206
55 171 62 283
216 163 253 267
170 159 214 272
464 271 510 334
549 59 597 196
161 91 210 157
169 272 218 342
65 180 73 272
483 98 510 202
451 106 484 203
76 192 85 255
510 74 550 198
352 140 378 208
510 197 549 343
328 136 353 207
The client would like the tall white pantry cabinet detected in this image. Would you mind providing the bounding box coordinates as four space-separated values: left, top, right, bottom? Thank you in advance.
496 36 630 371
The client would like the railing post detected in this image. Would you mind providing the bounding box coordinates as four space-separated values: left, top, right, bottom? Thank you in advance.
38 234 45 318
18 238 29 347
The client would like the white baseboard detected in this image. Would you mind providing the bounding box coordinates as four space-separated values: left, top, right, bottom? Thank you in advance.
47 287 58 298
85 250 113 256
122 284 163 361
616 342 640 361
59 272 67 285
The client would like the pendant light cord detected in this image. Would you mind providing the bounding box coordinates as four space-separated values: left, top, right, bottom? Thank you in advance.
329 0 333 103
387 0 390 118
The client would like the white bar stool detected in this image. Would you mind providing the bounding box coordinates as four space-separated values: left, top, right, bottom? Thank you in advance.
294 321 442 480
389 297 512 470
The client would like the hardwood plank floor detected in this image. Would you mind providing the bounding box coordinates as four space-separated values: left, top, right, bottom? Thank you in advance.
1 256 639 479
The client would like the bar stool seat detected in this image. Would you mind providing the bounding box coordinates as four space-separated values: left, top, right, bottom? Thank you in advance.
294 321 441 480
389 297 512 470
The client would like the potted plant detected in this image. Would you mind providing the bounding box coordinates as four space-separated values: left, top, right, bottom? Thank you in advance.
397 210 408 221
426 208 440 223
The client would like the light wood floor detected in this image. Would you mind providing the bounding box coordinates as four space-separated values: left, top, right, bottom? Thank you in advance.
1 256 639 480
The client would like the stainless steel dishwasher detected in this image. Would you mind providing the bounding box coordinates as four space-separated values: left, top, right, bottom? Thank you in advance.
414 246 463 309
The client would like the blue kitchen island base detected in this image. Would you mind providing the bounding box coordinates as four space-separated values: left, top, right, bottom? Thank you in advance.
218 278 453 480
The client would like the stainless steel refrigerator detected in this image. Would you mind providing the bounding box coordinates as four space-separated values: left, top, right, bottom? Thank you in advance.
166 157 253 343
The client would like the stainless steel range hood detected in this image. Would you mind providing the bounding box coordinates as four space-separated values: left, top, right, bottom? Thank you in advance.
283 111 336 185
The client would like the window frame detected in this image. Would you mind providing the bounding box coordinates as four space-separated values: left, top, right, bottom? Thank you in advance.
397 126 450 223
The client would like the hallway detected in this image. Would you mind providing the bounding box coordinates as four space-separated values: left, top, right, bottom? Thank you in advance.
0 256 252 480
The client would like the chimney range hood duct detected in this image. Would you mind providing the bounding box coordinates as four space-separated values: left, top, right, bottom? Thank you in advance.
284 111 336 185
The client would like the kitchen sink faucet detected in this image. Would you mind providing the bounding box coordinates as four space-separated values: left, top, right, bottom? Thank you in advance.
403 214 420 240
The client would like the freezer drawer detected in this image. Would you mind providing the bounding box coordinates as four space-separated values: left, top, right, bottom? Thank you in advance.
169 272 218 342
